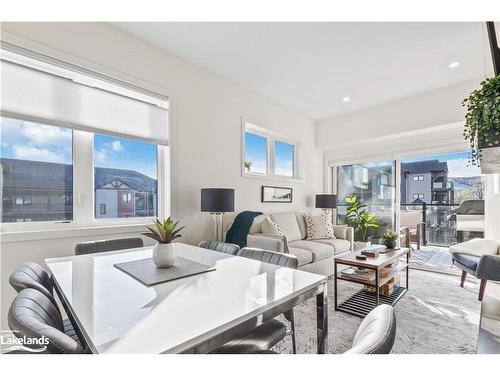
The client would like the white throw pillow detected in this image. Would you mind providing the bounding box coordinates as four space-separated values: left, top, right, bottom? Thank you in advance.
270 213 302 241
305 211 335 240
249 214 266 234
261 216 283 235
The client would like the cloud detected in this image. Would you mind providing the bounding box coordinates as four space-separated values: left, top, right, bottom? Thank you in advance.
21 123 71 145
111 140 123 152
275 160 294 176
13 145 65 163
446 158 482 177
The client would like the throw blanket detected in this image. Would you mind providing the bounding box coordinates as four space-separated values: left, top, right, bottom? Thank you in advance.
225 211 263 248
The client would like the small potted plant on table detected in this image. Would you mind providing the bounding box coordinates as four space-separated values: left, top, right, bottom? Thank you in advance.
383 230 398 249
143 218 184 268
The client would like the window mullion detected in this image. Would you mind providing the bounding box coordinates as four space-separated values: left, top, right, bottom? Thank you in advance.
72 130 94 226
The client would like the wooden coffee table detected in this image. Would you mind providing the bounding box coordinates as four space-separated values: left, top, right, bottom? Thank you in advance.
334 248 409 317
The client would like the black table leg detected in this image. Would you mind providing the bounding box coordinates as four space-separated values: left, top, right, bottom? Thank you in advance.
334 261 338 311
316 284 328 354
406 252 410 290
375 268 380 306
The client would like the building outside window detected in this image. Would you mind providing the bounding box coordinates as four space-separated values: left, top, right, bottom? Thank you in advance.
94 134 158 219
0 117 73 223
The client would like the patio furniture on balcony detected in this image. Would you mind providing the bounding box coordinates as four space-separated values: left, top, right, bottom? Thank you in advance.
399 211 424 250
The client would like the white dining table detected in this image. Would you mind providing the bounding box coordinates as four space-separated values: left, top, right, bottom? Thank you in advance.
45 243 328 354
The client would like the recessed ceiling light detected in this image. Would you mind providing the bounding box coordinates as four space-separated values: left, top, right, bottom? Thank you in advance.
342 97 351 103
448 61 460 69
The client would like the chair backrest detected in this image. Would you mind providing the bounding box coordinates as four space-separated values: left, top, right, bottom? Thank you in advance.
237 247 298 269
8 288 83 354
400 211 423 228
75 237 144 256
344 304 396 354
198 240 240 256
9 262 56 305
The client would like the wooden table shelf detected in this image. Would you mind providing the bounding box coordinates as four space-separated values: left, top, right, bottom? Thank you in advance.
334 248 410 317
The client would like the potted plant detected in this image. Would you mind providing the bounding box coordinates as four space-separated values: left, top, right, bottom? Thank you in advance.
383 230 398 249
345 196 379 249
143 217 184 268
244 160 252 173
462 75 500 173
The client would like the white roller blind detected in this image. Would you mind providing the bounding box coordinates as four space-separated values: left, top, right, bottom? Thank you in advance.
1 59 168 145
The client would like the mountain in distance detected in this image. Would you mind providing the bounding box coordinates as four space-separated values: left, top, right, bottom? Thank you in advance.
448 176 483 191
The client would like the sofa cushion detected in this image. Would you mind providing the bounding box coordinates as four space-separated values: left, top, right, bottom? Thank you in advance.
270 213 302 242
305 211 335 240
249 214 266 234
288 240 334 262
295 212 308 239
314 238 351 255
288 247 313 266
261 216 283 235
333 225 348 240
452 253 480 272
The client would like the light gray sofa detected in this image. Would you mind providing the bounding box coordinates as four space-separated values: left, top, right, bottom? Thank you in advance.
224 212 354 277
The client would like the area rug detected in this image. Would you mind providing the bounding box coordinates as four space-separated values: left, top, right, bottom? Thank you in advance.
275 269 481 354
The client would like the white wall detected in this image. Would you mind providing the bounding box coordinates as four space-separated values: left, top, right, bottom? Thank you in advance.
316 79 481 151
0 22 323 329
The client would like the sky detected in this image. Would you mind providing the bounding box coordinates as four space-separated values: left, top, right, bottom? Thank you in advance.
402 151 482 178
1 117 158 179
245 132 294 176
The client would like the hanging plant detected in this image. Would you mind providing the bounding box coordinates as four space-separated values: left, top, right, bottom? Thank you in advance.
462 75 500 167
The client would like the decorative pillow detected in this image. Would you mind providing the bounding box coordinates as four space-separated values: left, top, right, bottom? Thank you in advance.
333 224 348 239
261 216 283 235
249 214 266 234
305 210 335 240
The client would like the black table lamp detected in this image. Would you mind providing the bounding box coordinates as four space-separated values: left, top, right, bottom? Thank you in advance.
201 188 235 241
315 194 337 224
315 194 337 209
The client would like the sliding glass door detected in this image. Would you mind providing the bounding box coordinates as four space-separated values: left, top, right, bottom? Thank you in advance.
335 160 395 243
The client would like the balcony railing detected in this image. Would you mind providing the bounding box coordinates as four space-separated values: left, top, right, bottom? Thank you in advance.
401 203 459 247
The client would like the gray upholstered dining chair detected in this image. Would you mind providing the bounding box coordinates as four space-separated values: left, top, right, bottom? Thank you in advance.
211 247 299 354
344 304 397 354
9 261 56 305
75 237 144 256
197 240 240 256
8 288 85 354
9 261 82 346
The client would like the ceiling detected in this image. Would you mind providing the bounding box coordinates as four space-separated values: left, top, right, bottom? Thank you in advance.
114 22 488 122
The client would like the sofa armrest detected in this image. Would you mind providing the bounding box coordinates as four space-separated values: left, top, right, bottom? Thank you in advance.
477 255 500 281
246 234 287 253
333 225 354 251
346 226 354 251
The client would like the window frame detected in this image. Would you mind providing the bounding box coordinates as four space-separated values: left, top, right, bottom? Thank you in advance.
1 112 169 234
241 119 302 182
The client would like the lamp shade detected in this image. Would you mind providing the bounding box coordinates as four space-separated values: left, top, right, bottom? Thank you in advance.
315 194 337 209
201 188 235 213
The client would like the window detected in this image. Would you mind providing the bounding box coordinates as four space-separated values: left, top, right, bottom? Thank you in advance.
1 117 73 223
274 141 295 177
94 134 158 219
1 49 169 232
243 121 300 179
412 175 424 181
244 132 268 174
412 193 424 199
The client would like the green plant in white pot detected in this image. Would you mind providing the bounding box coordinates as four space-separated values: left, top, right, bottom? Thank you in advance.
143 218 184 268
345 196 379 249
462 75 500 173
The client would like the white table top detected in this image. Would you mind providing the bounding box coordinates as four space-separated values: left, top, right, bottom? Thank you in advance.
45 243 326 353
